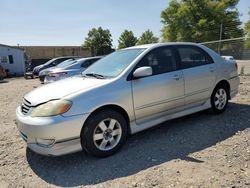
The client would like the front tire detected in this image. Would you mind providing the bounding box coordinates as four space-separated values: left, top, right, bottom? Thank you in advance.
81 109 128 157
210 85 229 114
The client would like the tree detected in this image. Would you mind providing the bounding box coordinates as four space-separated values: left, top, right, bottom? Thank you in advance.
161 0 244 43
83 27 113 55
118 30 137 49
244 9 250 48
137 30 159 45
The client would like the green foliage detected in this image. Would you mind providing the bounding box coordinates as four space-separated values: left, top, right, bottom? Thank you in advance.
118 30 137 49
161 0 243 43
137 30 159 45
244 9 250 48
83 27 113 55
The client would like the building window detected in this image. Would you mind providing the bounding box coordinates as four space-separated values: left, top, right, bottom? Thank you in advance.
1 56 8 63
8 55 14 64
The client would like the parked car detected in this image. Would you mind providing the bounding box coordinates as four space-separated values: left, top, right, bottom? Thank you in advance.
33 56 79 77
24 62 35 79
38 59 77 82
0 65 7 80
222 56 235 61
16 43 239 157
44 57 102 83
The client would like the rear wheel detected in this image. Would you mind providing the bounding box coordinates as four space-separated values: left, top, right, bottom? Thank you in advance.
81 109 128 157
210 85 229 114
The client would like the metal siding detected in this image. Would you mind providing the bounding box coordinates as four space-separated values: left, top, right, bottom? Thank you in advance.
0 46 25 75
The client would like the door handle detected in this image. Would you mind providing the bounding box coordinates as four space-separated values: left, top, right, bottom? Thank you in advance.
209 67 215 72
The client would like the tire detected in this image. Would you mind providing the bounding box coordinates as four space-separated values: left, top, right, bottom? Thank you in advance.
210 84 229 114
81 109 128 157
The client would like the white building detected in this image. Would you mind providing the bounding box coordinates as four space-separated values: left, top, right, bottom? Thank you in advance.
0 44 26 75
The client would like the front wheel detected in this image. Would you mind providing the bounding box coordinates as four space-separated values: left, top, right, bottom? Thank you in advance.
210 85 229 114
81 109 128 157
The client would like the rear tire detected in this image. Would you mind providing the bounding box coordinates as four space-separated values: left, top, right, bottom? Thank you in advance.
210 85 229 114
81 109 128 157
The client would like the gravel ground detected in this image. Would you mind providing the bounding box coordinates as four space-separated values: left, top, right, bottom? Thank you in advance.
0 77 250 188
237 60 250 75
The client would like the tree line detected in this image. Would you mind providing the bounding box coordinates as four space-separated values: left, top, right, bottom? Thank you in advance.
83 0 250 55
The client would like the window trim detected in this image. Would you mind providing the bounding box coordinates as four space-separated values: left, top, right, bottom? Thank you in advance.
174 45 214 70
127 46 181 81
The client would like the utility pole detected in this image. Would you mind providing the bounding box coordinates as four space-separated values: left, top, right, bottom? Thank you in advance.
218 23 223 54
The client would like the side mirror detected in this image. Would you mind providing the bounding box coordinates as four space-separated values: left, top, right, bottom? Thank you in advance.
133 66 152 78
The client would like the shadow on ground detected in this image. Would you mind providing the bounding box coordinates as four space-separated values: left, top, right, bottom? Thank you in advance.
27 102 250 187
0 80 9 84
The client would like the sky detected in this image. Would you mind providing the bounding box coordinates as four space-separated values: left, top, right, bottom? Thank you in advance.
0 0 249 47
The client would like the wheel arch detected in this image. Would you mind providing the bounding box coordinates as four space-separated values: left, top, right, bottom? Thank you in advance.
83 104 131 134
213 80 231 98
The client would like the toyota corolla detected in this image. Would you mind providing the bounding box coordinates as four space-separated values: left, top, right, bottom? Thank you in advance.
16 43 239 157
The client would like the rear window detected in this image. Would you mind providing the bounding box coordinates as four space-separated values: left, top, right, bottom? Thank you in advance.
177 46 213 69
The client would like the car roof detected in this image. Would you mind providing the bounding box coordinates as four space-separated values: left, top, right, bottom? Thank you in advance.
62 56 101 67
126 42 203 50
75 56 103 61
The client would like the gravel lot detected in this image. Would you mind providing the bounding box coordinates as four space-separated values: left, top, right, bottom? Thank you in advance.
0 76 250 188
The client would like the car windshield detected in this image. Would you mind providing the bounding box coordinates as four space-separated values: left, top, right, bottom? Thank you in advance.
56 59 76 68
82 49 145 78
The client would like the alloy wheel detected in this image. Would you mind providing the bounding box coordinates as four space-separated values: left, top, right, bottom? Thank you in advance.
214 88 227 110
93 118 122 151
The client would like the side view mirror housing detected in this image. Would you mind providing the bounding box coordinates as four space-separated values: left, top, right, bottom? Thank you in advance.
133 66 152 78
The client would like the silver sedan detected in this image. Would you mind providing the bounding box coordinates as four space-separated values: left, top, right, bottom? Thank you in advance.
16 43 239 157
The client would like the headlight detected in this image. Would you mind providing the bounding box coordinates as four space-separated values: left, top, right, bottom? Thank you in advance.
31 99 72 117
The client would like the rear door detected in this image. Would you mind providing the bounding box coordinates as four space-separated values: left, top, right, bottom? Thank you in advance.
131 46 185 123
176 45 216 107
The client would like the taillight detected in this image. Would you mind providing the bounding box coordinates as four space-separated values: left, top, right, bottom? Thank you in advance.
235 63 238 71
48 72 67 77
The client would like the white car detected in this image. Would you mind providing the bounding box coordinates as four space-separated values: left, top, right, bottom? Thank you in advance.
16 43 239 157
222 56 236 62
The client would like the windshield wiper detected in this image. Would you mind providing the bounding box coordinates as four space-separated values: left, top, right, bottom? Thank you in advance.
84 73 105 79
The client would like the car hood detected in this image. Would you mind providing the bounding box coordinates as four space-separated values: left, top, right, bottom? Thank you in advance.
24 76 111 106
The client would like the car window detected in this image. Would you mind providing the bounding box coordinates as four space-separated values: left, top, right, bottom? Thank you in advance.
54 58 70 65
81 60 91 68
177 46 213 69
136 47 177 75
57 59 76 68
90 58 100 64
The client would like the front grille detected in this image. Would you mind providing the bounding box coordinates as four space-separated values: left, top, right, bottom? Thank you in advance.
21 98 31 115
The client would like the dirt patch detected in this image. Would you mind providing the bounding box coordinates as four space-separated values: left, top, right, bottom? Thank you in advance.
0 77 249 187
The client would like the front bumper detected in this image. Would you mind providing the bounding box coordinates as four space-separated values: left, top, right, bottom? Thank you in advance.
16 106 90 156
39 75 46 82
